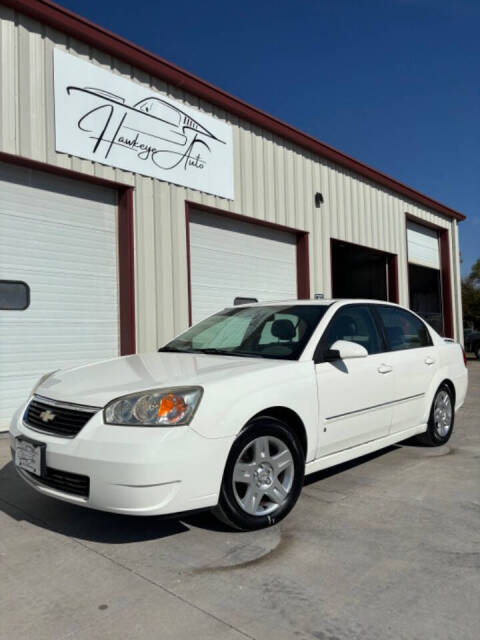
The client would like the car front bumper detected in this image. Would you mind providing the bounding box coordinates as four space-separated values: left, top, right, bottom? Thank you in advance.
9 402 233 516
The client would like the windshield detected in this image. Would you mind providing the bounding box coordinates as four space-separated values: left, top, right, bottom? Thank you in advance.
160 305 329 360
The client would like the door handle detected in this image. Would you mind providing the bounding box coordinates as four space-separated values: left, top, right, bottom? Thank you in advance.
377 364 393 374
425 357 435 365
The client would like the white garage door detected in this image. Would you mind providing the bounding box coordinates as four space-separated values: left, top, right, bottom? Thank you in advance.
407 221 440 269
189 210 297 323
0 163 120 430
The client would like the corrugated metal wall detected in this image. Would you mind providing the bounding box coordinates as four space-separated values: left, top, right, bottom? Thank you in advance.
0 6 462 349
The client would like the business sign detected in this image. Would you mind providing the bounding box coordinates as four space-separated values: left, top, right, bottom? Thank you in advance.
53 49 234 199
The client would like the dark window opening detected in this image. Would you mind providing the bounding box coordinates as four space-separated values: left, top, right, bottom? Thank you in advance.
0 280 30 310
408 264 443 335
331 241 393 301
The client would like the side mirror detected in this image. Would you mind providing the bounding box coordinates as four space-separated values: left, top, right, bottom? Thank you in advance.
324 339 368 361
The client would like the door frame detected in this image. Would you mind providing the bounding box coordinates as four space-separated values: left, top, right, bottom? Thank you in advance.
330 238 399 303
184 201 310 325
0 151 136 355
405 214 454 338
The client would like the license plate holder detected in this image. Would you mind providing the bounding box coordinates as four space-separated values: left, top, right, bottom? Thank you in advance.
15 436 46 477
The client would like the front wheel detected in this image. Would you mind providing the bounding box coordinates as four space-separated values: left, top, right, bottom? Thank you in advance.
213 417 305 531
415 383 455 446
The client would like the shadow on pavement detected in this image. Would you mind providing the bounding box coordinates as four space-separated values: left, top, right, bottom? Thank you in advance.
0 435 431 541
0 459 228 543
303 444 399 486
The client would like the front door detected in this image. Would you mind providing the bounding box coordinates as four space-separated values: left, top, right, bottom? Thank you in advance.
374 305 438 435
314 304 395 457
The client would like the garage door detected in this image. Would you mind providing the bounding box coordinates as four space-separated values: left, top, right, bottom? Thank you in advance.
407 221 440 269
0 163 120 430
189 210 297 323
407 221 443 334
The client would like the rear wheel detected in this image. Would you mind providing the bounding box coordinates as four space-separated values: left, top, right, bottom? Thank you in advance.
213 417 305 531
415 383 454 446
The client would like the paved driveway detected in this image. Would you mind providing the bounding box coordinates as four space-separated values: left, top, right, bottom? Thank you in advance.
1 360 479 640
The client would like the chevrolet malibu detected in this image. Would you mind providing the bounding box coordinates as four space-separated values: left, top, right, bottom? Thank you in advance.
10 300 468 530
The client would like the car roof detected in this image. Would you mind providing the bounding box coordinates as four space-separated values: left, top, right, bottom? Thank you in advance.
230 299 403 309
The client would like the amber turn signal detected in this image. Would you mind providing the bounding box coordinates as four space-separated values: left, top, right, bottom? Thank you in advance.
157 393 187 423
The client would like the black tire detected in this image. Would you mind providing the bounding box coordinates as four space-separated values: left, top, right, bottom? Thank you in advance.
414 383 455 446
474 342 480 360
213 417 305 531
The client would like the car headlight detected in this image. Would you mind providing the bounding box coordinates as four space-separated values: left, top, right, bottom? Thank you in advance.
104 387 203 426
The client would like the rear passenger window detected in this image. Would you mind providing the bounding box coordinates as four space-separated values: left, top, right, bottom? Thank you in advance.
377 306 432 350
323 305 383 355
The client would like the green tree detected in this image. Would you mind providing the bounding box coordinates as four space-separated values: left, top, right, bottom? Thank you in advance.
462 258 480 329
470 258 480 286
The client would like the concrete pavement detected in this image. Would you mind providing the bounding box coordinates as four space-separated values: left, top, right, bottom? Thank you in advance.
1 359 479 639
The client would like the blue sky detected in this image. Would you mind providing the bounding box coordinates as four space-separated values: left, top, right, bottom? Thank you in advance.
61 0 479 276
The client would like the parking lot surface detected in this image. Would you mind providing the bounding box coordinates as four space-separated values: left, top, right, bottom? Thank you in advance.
1 359 479 640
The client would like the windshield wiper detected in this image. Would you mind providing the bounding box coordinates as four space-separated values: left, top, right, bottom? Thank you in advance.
199 349 268 359
158 345 191 353
193 348 234 355
227 351 268 358
159 346 267 358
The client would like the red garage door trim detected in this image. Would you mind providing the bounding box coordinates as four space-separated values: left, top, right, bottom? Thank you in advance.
405 213 454 339
0 151 136 355
185 201 310 326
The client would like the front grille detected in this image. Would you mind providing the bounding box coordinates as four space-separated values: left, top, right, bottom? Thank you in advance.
25 466 90 498
24 396 98 437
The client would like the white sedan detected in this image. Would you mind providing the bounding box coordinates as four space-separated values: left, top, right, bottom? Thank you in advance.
10 300 468 530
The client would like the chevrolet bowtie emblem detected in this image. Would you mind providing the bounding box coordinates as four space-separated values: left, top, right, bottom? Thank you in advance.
40 409 56 423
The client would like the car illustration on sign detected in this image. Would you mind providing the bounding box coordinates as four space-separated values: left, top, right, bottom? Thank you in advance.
66 86 225 171
10 300 468 531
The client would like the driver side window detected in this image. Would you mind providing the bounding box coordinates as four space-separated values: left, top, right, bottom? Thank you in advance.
323 305 383 355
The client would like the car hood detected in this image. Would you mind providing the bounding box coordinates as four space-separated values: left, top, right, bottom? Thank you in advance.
35 352 293 407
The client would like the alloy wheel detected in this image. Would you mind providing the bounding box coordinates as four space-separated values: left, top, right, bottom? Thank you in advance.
232 435 294 516
433 390 453 437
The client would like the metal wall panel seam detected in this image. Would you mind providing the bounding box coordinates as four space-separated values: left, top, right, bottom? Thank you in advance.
153 180 174 344
452 221 463 344
0 7 18 153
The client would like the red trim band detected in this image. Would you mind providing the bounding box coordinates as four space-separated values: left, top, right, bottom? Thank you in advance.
0 151 136 354
439 229 454 339
296 233 310 299
4 0 465 222
118 187 136 354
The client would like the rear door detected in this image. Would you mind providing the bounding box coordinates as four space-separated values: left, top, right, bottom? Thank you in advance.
374 305 438 435
314 304 395 457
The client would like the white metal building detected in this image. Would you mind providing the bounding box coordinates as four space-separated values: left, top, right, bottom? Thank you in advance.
0 0 466 429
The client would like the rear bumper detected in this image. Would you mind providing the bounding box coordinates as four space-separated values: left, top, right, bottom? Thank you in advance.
9 405 233 516
453 369 468 411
